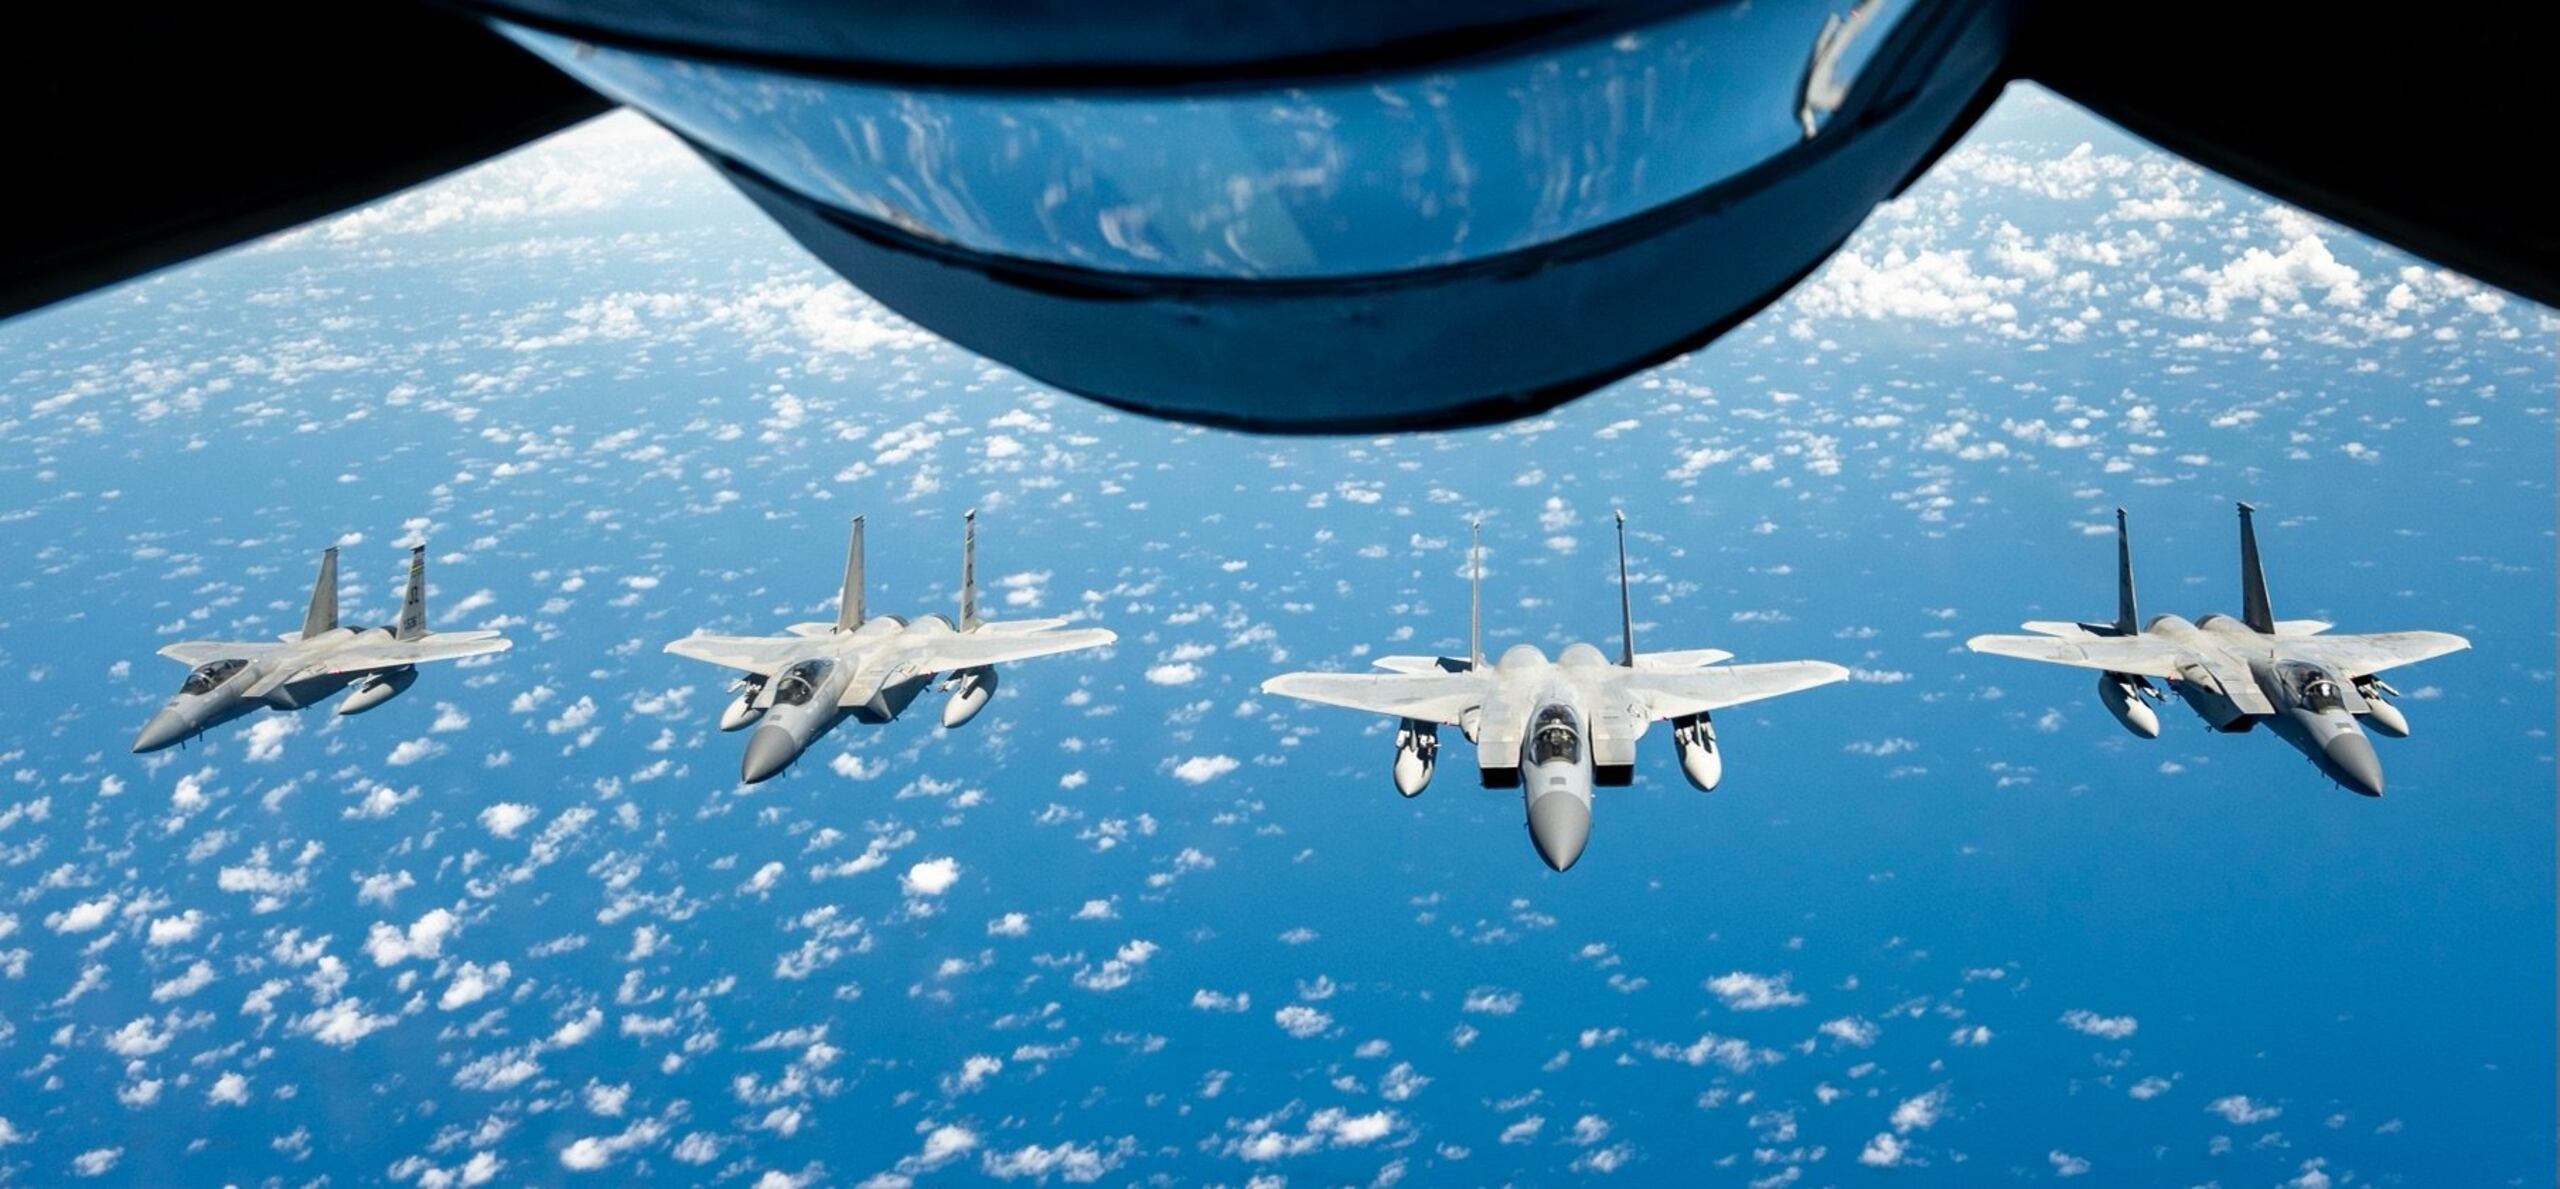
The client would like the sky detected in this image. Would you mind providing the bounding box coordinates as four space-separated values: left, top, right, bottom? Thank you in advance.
0 81 2548 1187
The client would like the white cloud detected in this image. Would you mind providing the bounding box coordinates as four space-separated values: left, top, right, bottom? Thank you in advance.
1274 1005 1333 1039
365 908 459 966
901 857 961 898
243 716 298 762
479 802 539 839
206 1073 250 1106
439 961 513 1011
2058 1008 2138 1040
1191 989 1251 1013
386 737 446 766
1167 755 1240 785
1705 971 1806 1011
2205 1094 2282 1125
47 894 117 934
1890 1087 1947 1133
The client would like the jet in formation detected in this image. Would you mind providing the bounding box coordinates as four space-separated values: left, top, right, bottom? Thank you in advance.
133 545 512 753
1967 504 2468 797
665 512 1117 783
1262 513 1849 871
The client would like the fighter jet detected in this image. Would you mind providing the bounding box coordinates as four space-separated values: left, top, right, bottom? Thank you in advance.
1262 513 1850 871
665 512 1116 784
133 545 511 753
1966 504 2468 797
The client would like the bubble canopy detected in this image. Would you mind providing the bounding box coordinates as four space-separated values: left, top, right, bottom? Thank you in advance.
497 0 2015 430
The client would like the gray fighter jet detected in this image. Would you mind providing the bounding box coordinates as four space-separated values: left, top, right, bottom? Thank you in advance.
1966 504 2468 797
133 545 511 753
666 512 1117 784
1262 513 1850 871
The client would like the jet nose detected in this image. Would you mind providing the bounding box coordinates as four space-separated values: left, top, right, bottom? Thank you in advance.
2322 730 2385 798
131 708 189 754
1526 792 1592 872
740 725 803 784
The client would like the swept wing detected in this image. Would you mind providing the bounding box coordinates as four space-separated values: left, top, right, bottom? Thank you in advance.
666 634 823 677
156 641 284 666
2278 630 2470 678
1260 670 1496 726
914 625 1117 670
1606 660 1850 720
1964 633 2192 680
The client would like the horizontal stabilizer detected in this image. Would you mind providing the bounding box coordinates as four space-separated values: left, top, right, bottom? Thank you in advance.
2271 619 2333 636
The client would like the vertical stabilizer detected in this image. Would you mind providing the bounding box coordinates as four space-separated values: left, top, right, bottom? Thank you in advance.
1614 509 1636 666
302 547 339 638
2237 501 2275 633
1468 518 1483 670
2112 508 2139 635
958 508 980 630
837 516 866 632
397 545 429 640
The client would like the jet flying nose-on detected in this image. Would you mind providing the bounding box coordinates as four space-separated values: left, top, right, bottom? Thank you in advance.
1526 792 1594 872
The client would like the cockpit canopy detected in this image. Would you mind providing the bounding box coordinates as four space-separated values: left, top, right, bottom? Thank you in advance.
1528 705 1582 766
773 659 833 707
180 658 248 695
2277 661 2347 714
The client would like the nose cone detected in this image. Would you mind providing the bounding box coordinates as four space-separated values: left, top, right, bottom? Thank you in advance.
131 708 189 754
2322 730 2385 798
740 725 803 784
1526 793 1592 872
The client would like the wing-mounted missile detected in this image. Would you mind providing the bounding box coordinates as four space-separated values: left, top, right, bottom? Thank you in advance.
337 666 418 716
1392 718 1437 797
941 665 998 729
2097 672 2163 738
2354 677 2409 738
719 675 769 731
1671 712 1721 791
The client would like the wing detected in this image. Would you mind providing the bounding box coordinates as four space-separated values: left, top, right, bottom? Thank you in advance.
242 633 511 696
156 641 282 666
914 626 1117 670
2282 631 2470 678
1260 670 1497 726
665 634 818 677
1633 648 1735 670
1369 655 1472 674
1609 660 1850 721
1965 633 2192 680
314 632 512 674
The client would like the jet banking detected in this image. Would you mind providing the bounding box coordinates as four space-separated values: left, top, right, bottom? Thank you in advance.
665 512 1116 783
1966 504 2468 797
133 545 511 753
1262 513 1849 871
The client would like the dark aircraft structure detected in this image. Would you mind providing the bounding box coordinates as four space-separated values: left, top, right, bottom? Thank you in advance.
8 2 2548 433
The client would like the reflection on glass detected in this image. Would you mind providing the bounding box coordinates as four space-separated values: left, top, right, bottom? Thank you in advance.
503 0 1912 279
774 659 832 706
1529 705 1583 765
2281 662 2347 713
181 658 247 695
